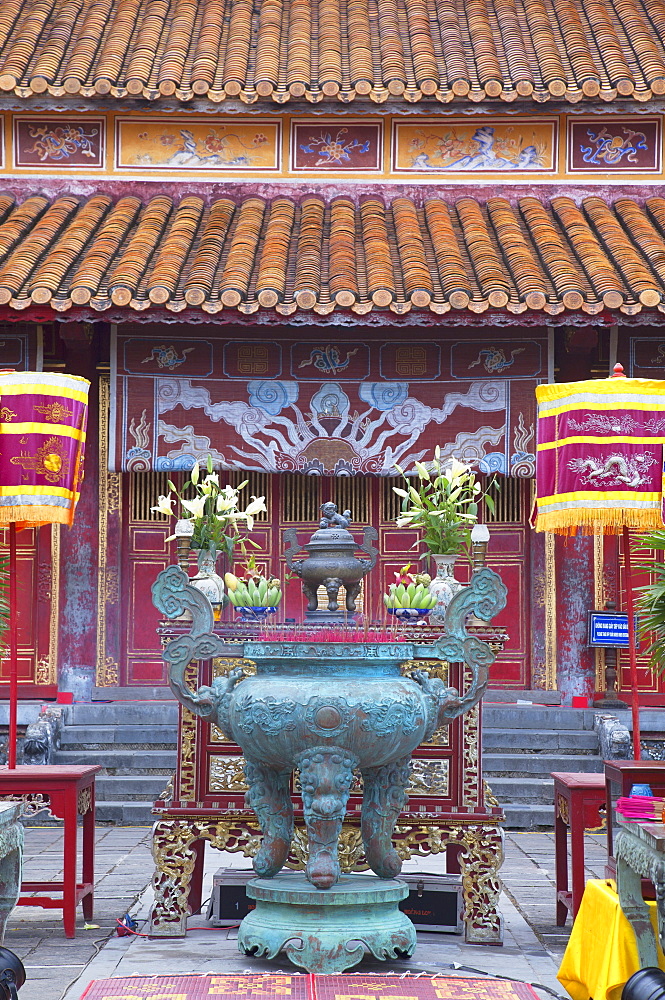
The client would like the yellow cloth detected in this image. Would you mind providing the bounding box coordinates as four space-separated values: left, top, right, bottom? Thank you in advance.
558 879 665 1000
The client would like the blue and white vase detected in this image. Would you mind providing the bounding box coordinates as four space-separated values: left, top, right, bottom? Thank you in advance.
428 554 464 625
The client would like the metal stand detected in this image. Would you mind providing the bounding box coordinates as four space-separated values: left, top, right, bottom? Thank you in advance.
238 874 415 973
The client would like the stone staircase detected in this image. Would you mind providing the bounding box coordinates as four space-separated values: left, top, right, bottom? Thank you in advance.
482 703 604 828
50 695 610 828
54 699 178 825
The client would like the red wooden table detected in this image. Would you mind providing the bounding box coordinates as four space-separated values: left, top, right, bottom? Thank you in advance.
605 761 665 878
0 765 101 937
552 771 606 926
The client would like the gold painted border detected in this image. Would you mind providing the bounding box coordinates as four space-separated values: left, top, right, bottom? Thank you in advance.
96 376 120 687
544 532 557 690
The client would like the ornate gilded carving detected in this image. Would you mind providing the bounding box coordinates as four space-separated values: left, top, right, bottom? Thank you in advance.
462 666 480 807
2 793 55 819
77 788 92 816
400 659 449 683
36 656 53 686
393 822 505 944
178 662 199 800
213 658 256 679
557 793 570 826
483 780 500 808
209 756 248 792
408 759 450 796
151 816 262 935
97 656 119 688
150 812 504 943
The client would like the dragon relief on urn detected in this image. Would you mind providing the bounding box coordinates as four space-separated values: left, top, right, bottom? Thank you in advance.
283 503 379 617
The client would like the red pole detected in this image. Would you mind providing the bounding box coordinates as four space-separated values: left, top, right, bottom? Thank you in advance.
622 525 641 761
7 522 18 768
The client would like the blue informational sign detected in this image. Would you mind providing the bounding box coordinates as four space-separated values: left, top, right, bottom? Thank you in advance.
588 611 636 647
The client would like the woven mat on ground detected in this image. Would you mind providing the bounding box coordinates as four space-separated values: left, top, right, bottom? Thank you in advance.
81 974 540 1000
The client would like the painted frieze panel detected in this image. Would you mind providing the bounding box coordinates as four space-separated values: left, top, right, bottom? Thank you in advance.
13 118 103 167
567 118 661 173
391 119 557 173
115 118 281 171
290 120 382 172
110 327 546 477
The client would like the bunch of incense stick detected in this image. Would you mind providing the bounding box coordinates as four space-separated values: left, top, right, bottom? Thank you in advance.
616 796 665 823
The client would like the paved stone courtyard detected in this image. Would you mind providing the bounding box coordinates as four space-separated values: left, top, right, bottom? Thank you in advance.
3 826 608 1000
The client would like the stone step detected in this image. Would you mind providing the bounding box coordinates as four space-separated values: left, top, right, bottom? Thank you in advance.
92 686 174 701
486 690 562 705
482 705 596 730
501 803 555 830
96 801 157 825
54 749 177 770
95 774 171 800
485 776 554 804
59 725 177 747
62 702 179 726
483 753 604 777
482 729 598 751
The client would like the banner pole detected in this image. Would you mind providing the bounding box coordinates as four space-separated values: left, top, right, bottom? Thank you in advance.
622 525 641 761
8 521 18 769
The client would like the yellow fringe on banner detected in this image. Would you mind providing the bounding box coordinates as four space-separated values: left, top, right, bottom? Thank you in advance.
0 505 75 528
535 507 665 535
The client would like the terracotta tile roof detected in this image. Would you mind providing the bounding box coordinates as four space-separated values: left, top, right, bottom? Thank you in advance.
2 0 665 103
3 190 665 316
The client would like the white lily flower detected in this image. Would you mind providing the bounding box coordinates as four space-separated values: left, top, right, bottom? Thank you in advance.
151 494 174 517
244 495 267 517
445 458 471 481
180 496 206 519
414 461 431 481
217 494 239 513
203 473 219 487
190 461 200 486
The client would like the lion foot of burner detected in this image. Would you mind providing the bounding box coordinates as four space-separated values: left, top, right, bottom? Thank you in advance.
237 874 416 974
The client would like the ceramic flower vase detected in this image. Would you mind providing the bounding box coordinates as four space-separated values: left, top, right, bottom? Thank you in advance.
428 553 465 625
189 548 226 618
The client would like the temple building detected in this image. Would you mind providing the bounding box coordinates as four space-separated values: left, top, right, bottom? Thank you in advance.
1 0 665 705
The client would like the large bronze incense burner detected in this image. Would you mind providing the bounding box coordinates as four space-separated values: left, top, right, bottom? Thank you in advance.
151 516 507 971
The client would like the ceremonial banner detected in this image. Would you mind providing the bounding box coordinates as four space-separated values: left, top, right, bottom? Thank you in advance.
110 327 547 476
534 377 665 533
0 371 90 528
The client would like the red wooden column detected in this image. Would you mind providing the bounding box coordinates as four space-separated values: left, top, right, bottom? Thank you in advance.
56 329 100 698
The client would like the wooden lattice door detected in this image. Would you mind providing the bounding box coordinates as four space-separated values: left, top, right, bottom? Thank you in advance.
117 472 532 688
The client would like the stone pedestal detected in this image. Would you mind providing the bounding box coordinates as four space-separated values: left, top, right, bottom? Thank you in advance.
238 873 416 973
